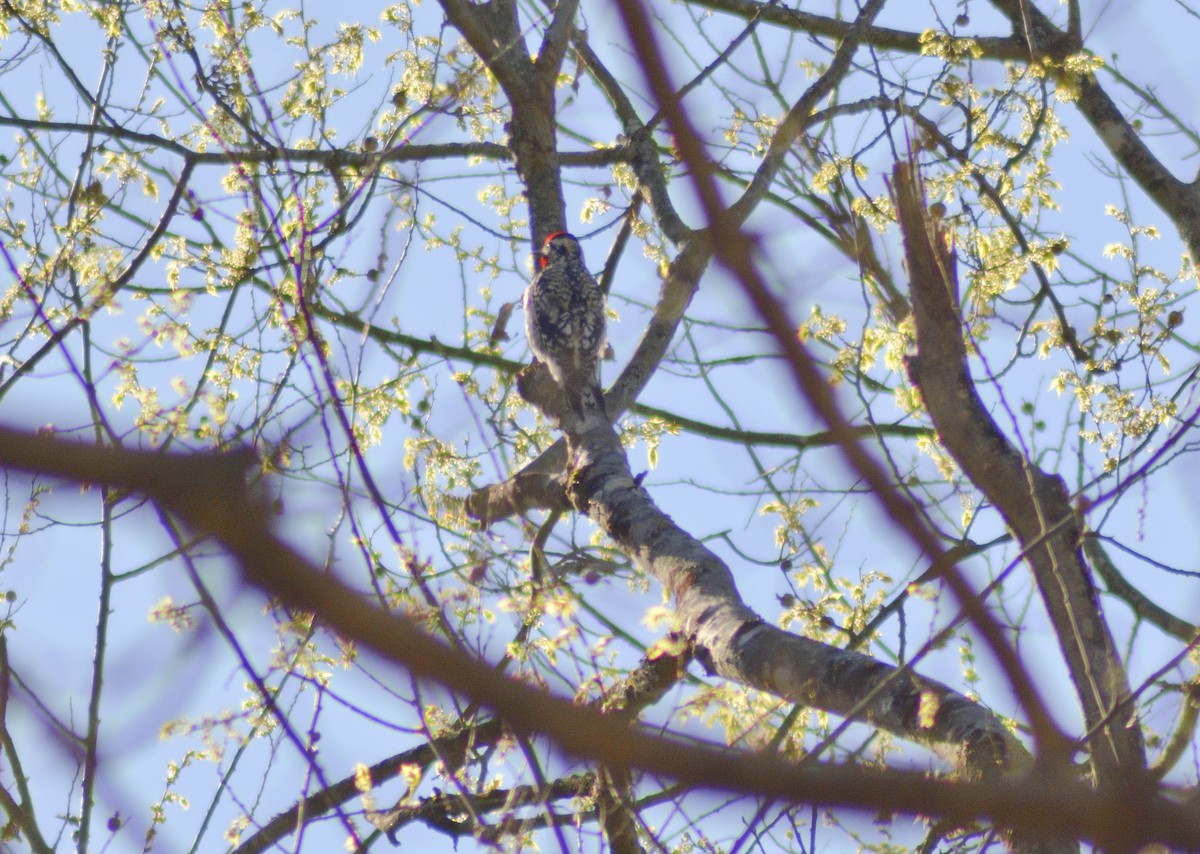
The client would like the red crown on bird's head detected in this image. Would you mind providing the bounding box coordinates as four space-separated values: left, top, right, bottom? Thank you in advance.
538 231 571 269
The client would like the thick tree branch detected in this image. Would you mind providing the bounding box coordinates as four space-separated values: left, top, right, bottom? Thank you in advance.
465 234 712 523
373 774 593 844
235 719 504 854
1084 536 1195 643
894 161 1146 784
534 0 580 83
1 427 1191 850
606 12 1091 853
564 410 1030 776
438 0 568 241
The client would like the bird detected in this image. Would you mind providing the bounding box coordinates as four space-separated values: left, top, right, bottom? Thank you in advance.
522 231 607 423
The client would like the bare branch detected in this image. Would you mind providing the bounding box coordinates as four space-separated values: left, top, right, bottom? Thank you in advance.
0 428 1191 850
988 0 1200 262
607 4 1075 826
0 635 52 854
466 235 713 523
895 160 1146 782
687 0 1033 60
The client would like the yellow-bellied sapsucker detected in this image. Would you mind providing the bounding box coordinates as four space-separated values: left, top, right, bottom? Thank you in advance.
523 232 607 421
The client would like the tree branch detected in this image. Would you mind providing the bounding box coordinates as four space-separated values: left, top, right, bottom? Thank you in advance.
894 160 1146 783
438 0 569 243
0 427 1189 850
465 234 712 523
570 30 692 244
560 390 1032 781
236 721 507 854
987 0 1200 263
0 635 52 854
686 0 1033 60
7 427 1200 850
606 11 1086 851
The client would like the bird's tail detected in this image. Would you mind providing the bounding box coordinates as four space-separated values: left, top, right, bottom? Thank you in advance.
568 381 607 426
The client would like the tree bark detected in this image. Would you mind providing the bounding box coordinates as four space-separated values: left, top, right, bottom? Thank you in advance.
895 160 1146 786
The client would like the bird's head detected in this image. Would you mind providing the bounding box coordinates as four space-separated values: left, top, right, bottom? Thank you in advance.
538 231 583 269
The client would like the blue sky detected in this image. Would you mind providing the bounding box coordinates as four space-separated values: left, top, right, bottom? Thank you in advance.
2 1 1200 851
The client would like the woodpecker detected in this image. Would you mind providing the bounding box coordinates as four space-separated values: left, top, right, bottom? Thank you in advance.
523 232 607 422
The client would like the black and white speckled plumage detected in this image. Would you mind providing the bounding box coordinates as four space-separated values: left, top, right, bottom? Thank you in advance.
523 232 607 420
